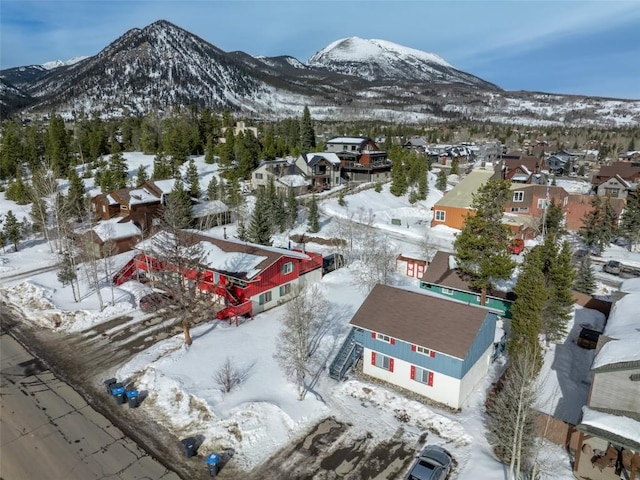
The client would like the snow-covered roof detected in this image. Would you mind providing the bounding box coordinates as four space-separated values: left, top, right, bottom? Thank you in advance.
579 406 640 448
511 173 530 181
620 277 640 294
593 291 640 369
304 152 341 165
136 230 312 280
107 194 118 205
192 200 229 217
278 175 309 188
198 242 267 279
326 137 368 144
151 179 177 193
128 187 160 205
601 292 639 339
93 219 141 242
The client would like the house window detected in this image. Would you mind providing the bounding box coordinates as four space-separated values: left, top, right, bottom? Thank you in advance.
258 291 272 305
255 173 263 179
435 210 446 221
376 333 392 344
441 288 454 295
279 283 291 297
537 199 549 209
513 191 524 202
371 352 394 372
604 188 619 197
281 262 294 275
411 366 434 386
102 205 107 213
415 346 436 358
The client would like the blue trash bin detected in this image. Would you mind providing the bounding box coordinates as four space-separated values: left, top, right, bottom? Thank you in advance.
206 452 221 477
110 383 126 405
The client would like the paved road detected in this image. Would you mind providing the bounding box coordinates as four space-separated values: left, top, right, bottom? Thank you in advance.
0 332 181 480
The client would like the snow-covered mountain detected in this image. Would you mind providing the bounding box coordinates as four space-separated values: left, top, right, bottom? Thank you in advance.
2 20 639 126
307 36 495 88
41 56 90 70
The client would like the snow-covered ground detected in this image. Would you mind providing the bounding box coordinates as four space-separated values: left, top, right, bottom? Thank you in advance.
1 152 639 479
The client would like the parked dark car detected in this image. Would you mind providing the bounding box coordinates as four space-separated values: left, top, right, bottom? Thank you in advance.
577 327 601 350
139 292 173 312
404 445 452 480
603 260 621 275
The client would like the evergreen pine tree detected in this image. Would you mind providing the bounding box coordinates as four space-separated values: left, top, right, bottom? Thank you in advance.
573 256 596 295
542 197 564 239
207 176 218 201
108 151 129 190
186 158 201 199
619 192 640 251
164 179 193 230
247 188 273 245
204 136 216 164
307 195 320 233
543 241 576 343
300 106 316 152
436 169 448 191
418 162 428 200
450 158 459 175
454 179 515 304
30 196 47 233
66 169 86 220
152 151 172 180
338 189 346 207
579 195 616 254
5 176 29 205
389 157 407 196
3 210 22 251
0 120 22 180
508 248 545 368
57 251 77 287
46 115 71 175
286 187 298 229
135 164 149 186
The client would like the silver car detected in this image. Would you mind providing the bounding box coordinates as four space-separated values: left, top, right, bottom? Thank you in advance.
404 445 452 480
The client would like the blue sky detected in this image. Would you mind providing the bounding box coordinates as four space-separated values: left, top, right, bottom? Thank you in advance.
2 1 639 99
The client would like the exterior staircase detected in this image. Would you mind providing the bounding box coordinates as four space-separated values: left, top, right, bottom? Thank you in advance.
329 327 364 381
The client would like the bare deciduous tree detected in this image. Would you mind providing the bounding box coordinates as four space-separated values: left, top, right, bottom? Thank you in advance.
352 234 397 292
486 345 542 480
80 235 105 311
274 284 328 400
214 357 255 393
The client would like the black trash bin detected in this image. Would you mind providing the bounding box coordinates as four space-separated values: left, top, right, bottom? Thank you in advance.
126 389 139 408
103 378 117 394
181 437 197 458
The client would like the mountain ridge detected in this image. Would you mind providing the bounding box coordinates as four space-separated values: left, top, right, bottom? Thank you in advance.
1 19 639 126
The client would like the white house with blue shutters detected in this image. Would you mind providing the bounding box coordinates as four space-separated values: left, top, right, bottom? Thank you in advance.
345 284 498 409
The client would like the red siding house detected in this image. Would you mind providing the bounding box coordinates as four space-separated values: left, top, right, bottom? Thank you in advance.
113 231 323 321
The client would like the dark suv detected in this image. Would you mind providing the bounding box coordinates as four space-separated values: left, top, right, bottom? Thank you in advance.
139 292 173 312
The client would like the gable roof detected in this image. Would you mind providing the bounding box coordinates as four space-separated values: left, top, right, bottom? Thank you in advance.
432 169 496 209
504 156 540 173
421 251 512 300
136 230 313 280
304 152 341 166
349 284 492 359
594 162 640 181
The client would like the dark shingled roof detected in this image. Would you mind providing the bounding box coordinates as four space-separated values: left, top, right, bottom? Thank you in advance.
421 251 511 301
349 284 491 359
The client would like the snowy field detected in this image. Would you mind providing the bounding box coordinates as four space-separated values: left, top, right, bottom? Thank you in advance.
1 152 639 479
